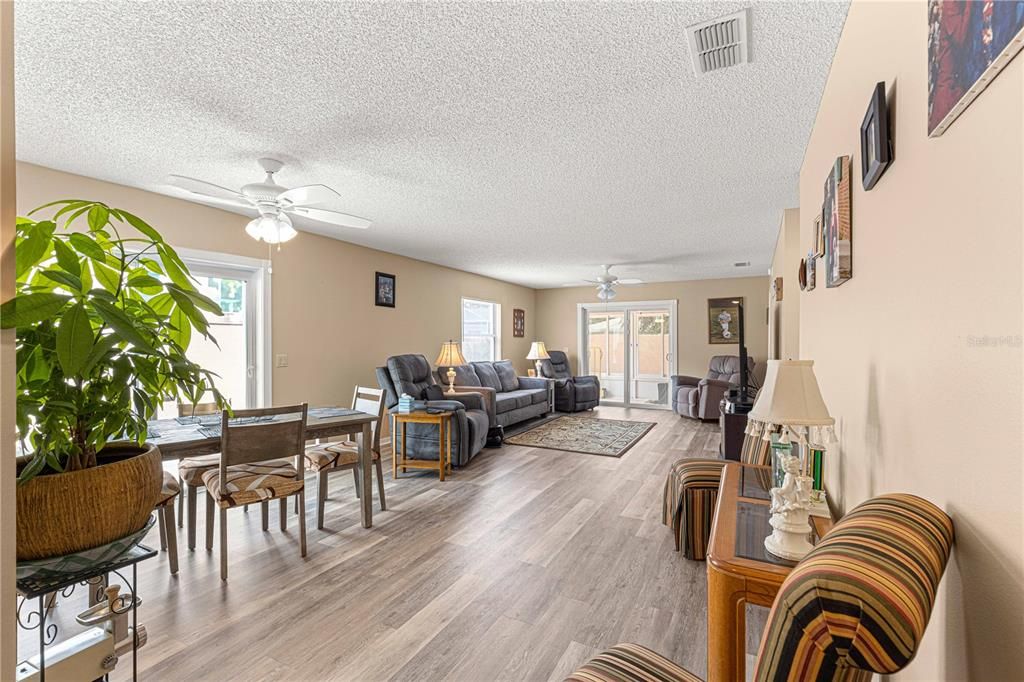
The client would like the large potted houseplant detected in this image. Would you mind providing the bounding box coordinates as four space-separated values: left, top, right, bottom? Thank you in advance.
0 200 225 560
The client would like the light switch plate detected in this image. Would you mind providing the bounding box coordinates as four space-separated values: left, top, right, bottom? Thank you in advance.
275 354 289 368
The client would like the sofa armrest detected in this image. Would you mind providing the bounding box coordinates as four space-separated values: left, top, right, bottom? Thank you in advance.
698 377 733 390
671 375 702 390
423 400 467 412
574 375 599 385
446 392 485 413
447 386 496 426
517 376 552 391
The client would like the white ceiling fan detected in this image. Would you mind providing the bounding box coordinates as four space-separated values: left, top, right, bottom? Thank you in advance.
166 158 372 245
562 264 643 301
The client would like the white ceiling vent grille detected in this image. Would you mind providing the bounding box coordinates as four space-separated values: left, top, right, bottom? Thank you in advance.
686 9 750 75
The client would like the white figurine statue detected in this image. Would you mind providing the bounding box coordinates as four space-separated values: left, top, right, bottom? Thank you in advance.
765 452 815 560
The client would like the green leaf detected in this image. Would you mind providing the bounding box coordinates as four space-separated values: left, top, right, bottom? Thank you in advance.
69 232 106 261
167 288 208 335
17 454 47 485
92 261 121 293
87 205 110 232
24 346 51 383
40 269 84 293
126 273 163 290
157 244 192 290
117 209 164 244
81 333 120 375
169 284 223 316
52 238 82 278
15 231 53 279
168 305 192 350
147 293 174 316
0 292 71 328
56 304 94 375
91 299 157 353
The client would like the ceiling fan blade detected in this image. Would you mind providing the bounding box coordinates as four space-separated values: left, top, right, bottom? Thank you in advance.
618 278 644 285
166 174 247 201
277 184 341 208
287 206 372 229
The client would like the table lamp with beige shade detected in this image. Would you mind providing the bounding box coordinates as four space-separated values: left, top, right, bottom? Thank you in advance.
526 341 550 378
436 340 467 395
748 359 836 560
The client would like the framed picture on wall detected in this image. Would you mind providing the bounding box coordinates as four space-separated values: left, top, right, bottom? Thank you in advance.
813 211 825 257
512 308 525 337
860 81 892 190
374 272 396 308
928 0 1024 137
823 156 852 288
708 297 742 344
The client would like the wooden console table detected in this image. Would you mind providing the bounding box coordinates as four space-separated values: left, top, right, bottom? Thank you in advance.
706 462 833 682
391 410 453 481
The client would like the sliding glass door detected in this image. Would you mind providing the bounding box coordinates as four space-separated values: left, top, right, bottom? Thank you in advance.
578 300 676 409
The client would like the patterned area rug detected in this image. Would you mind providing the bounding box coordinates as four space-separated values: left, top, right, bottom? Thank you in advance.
505 415 655 457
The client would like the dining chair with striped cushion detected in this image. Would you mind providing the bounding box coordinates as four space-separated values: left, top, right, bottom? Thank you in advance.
662 420 775 560
567 492 954 682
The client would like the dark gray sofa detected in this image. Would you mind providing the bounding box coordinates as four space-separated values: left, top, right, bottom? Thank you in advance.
539 350 600 412
437 360 552 429
376 354 490 467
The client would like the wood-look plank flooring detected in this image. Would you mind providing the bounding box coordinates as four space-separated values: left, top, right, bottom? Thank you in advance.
19 407 730 681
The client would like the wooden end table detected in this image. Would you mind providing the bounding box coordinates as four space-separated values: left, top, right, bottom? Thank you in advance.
392 410 453 481
706 462 834 682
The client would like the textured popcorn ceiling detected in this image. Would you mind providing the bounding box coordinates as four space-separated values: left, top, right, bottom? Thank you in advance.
15 1 848 289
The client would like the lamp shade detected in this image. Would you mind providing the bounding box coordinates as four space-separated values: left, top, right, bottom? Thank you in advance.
435 340 466 367
749 360 834 427
526 341 550 361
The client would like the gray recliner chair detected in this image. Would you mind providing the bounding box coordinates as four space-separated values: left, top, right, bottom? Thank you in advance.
376 354 490 467
539 350 600 412
670 355 754 421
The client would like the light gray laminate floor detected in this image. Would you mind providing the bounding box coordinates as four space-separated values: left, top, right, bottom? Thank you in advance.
20 407 725 681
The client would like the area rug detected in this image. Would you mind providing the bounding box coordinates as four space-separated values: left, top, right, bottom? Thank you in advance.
505 415 655 457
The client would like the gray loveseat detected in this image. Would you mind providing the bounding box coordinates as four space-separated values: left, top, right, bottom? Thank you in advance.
670 355 754 421
376 354 490 467
539 349 600 412
437 360 552 430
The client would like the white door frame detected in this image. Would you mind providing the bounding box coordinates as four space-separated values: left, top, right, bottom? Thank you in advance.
576 299 677 409
176 247 273 407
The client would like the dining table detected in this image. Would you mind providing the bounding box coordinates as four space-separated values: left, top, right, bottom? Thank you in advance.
147 407 381 528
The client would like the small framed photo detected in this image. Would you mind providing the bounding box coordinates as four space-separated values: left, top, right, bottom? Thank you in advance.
813 211 825 257
860 81 892 191
806 251 816 291
513 308 525 337
375 272 396 308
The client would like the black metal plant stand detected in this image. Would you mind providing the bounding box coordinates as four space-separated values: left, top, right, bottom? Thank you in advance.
16 543 157 682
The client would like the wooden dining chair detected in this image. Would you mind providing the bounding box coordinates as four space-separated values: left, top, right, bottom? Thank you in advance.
304 387 387 529
155 470 180 575
201 404 308 580
176 402 221 548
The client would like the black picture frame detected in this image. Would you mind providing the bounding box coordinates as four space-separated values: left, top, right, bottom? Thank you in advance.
860 81 892 190
374 272 396 308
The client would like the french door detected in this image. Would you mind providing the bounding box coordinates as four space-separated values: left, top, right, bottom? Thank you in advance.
578 300 676 409
156 249 271 417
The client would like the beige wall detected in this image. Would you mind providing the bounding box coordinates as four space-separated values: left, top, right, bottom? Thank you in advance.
768 207 800 360
15 163 537 407
535 276 769 380
799 1 1022 679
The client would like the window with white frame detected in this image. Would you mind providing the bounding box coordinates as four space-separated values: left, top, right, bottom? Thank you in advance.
461 298 501 362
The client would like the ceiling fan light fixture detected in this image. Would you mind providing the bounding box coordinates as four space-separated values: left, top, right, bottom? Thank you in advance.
245 212 297 244
596 285 617 301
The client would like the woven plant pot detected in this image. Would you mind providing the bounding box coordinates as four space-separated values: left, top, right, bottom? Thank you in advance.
16 442 162 561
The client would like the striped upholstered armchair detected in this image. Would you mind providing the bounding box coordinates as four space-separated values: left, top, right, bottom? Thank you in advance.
663 420 775 560
568 493 955 681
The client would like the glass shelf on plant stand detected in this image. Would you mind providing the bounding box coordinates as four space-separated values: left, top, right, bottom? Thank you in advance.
15 533 157 682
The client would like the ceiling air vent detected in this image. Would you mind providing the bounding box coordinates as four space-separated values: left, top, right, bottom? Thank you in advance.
686 8 751 75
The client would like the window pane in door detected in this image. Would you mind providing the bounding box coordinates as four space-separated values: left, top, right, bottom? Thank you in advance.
588 312 624 402
631 310 670 406
184 276 249 409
